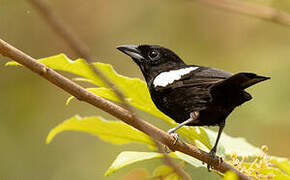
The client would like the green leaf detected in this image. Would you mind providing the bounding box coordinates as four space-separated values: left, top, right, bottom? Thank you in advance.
105 151 193 177
105 150 207 177
178 126 213 151
105 150 208 177
271 159 290 175
165 173 183 180
46 115 154 146
66 87 121 105
153 165 190 180
105 151 165 176
204 129 261 157
174 151 204 168
153 165 174 177
178 127 261 158
153 165 186 180
258 167 290 180
222 171 238 180
6 54 107 86
87 87 121 102
67 86 174 123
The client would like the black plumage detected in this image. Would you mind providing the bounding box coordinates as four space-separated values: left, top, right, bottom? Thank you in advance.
117 44 270 170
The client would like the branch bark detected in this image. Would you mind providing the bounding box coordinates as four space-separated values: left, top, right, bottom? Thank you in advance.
0 38 252 180
193 0 290 27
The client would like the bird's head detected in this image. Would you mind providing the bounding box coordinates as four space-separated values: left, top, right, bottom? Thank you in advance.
117 44 186 82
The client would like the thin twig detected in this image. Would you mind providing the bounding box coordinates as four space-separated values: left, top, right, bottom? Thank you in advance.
29 0 90 59
0 38 252 180
28 0 133 112
192 0 290 27
155 142 191 180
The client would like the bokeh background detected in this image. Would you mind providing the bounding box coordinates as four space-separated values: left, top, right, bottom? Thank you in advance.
1 0 290 179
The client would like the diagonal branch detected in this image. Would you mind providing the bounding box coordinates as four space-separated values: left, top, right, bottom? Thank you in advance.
155 141 191 180
0 38 252 180
28 0 132 111
192 0 290 27
29 0 91 59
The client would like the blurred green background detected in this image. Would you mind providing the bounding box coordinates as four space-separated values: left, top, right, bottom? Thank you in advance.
1 0 290 179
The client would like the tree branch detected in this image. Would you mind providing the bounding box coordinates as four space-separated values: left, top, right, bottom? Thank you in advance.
29 0 91 59
0 38 252 180
193 0 290 27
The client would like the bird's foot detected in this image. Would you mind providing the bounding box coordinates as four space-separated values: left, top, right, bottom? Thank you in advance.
163 129 179 153
206 149 223 172
207 149 217 172
168 128 179 145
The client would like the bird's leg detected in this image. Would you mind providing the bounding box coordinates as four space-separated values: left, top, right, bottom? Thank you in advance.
164 111 199 152
207 121 225 171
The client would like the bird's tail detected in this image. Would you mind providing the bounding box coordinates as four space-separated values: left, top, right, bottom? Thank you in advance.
212 72 270 91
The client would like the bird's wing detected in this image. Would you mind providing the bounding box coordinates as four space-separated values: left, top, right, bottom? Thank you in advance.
152 67 233 113
154 67 232 91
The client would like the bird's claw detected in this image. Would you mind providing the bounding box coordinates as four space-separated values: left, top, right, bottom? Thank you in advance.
207 149 217 172
206 149 223 172
163 130 179 153
169 132 179 145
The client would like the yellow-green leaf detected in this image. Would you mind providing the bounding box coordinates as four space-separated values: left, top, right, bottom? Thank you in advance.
153 165 189 180
6 54 106 86
46 115 154 146
153 165 174 177
178 126 212 151
178 127 261 158
105 151 164 176
66 86 174 123
174 151 203 167
222 171 238 180
204 128 261 157
258 167 290 180
271 159 290 175
87 87 121 103
165 173 183 180
104 151 189 177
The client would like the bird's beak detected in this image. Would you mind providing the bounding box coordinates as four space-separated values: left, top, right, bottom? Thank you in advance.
116 45 144 62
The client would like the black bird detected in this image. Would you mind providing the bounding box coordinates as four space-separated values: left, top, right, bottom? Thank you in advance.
117 44 269 169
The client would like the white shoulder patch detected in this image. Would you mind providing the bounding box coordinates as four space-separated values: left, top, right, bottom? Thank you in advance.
153 67 199 87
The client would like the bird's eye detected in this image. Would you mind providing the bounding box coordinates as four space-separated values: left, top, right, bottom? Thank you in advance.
148 50 160 60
